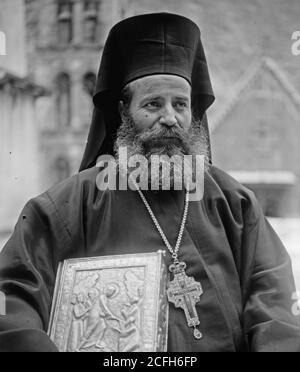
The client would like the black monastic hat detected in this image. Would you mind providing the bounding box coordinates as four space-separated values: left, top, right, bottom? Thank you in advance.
79 13 215 171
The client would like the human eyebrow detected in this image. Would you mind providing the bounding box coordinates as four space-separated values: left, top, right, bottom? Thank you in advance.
174 95 190 102
140 96 162 105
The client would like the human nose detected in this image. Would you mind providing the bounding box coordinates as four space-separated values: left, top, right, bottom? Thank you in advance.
159 104 177 127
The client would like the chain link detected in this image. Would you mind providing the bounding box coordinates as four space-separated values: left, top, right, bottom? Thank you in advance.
131 178 190 263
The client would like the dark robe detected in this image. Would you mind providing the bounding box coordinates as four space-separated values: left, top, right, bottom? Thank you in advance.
0 165 300 352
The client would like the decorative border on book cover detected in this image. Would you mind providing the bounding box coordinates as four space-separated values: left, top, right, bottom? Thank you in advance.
48 251 169 352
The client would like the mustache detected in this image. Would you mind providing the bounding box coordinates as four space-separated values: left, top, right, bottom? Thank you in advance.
134 125 190 148
114 111 210 164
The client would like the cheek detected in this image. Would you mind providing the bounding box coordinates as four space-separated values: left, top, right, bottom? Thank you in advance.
181 111 192 129
133 111 156 130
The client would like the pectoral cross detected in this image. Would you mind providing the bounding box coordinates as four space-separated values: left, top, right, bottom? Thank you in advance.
167 261 203 339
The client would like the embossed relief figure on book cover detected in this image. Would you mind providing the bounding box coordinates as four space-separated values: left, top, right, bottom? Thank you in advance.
1 13 300 352
48 253 168 352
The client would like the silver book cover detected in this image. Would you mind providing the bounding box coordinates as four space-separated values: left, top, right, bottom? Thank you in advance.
48 251 169 352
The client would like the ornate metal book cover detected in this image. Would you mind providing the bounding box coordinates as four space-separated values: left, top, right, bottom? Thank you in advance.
48 251 169 352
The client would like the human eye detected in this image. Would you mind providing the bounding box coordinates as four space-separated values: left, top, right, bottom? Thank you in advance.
144 101 160 109
174 100 188 109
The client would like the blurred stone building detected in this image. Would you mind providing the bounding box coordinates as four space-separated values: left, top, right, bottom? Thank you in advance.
24 0 300 219
211 58 300 218
24 0 130 189
0 71 45 232
0 0 46 245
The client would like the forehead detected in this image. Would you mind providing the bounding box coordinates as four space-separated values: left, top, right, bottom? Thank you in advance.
130 74 191 98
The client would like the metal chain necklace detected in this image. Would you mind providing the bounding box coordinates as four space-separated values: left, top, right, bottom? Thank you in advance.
131 178 203 340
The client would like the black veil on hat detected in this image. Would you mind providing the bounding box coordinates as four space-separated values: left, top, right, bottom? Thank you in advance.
79 12 215 171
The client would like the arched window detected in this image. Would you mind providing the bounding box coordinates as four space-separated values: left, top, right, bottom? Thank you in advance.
56 72 71 128
83 1 99 43
54 156 71 183
82 72 96 126
57 1 73 44
82 72 96 97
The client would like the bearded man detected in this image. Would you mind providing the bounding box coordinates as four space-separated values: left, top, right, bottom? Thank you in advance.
114 75 208 193
0 13 300 352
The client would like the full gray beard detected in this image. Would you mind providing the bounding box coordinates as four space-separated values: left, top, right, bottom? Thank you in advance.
114 113 209 190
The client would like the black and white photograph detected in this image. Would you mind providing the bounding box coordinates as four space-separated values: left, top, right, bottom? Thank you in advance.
0 0 300 354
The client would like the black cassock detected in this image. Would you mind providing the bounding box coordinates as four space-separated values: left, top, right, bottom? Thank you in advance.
0 165 300 352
